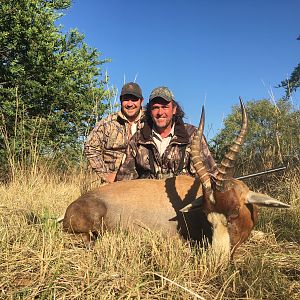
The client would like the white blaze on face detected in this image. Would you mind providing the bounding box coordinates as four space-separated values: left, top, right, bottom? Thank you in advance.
207 212 231 265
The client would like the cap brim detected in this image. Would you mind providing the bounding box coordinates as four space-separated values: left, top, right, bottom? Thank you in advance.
120 92 143 99
149 96 172 102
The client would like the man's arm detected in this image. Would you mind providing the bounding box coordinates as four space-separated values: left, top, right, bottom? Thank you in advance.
84 120 112 181
115 139 139 181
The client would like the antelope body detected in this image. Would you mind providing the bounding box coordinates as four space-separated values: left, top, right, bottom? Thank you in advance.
64 175 211 241
63 99 289 258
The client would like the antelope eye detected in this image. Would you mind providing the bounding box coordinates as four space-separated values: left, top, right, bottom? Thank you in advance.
228 207 240 220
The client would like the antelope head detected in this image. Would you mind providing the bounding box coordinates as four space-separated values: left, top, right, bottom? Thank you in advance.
182 98 290 252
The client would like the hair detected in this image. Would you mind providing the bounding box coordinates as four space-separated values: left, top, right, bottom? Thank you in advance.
145 100 185 125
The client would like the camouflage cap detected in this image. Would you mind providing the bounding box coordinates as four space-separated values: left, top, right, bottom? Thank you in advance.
149 86 175 102
120 82 143 99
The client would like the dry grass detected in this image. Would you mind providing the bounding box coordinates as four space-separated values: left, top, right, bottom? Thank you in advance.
0 170 299 299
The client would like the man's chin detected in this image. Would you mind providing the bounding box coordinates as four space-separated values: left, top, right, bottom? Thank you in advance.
154 123 168 130
124 111 138 118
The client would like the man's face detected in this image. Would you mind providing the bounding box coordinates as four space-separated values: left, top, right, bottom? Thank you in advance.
121 94 143 122
150 97 177 133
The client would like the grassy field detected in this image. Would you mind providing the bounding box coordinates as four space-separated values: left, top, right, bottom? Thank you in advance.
0 170 299 299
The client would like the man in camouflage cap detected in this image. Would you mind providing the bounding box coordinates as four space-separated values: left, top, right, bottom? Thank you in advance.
84 82 144 183
116 86 216 180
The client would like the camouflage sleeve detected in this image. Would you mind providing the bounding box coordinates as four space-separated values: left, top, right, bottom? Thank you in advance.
84 120 110 178
115 138 139 181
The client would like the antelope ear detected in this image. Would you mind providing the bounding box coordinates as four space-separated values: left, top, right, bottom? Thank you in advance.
179 196 204 213
246 191 290 208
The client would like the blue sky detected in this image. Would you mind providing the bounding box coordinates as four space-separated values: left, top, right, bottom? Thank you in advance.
60 0 300 138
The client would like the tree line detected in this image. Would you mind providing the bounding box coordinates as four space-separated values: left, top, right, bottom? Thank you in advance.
211 99 300 177
0 0 299 181
0 0 112 179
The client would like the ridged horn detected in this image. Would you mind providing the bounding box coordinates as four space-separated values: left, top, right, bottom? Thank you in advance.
191 106 212 193
215 97 248 191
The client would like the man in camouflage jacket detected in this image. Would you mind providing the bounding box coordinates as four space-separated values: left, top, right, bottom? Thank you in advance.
116 86 216 181
84 82 145 183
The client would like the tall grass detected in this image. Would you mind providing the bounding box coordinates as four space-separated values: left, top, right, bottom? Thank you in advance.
1 94 299 299
0 167 299 299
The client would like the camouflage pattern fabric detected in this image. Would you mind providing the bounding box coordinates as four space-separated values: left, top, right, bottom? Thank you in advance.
149 86 175 102
84 110 144 182
116 119 216 181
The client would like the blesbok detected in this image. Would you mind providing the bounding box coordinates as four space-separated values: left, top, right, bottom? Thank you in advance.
63 99 289 259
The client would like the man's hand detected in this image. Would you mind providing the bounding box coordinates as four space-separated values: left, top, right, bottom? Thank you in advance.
103 172 117 183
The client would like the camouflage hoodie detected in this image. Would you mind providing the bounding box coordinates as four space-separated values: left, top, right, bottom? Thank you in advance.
116 118 216 181
84 110 145 181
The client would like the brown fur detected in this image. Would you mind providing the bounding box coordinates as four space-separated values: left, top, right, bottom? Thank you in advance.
202 179 258 248
63 175 257 253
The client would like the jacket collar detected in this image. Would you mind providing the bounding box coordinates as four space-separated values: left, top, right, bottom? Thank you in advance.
117 109 145 124
140 118 190 144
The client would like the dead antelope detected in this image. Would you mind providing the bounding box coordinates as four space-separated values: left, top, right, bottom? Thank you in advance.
63 99 289 259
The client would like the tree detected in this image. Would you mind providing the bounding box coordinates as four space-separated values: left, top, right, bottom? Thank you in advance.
0 0 111 178
211 98 300 177
278 35 300 98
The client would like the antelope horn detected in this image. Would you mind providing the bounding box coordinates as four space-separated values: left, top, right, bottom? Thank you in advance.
191 106 213 194
215 97 248 192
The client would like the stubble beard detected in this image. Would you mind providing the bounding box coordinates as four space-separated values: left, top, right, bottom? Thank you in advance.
153 118 172 131
123 107 139 120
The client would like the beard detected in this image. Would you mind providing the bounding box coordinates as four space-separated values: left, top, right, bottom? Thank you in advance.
122 107 140 120
153 117 173 131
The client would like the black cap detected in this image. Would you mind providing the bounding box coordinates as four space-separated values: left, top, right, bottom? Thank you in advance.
120 82 143 99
